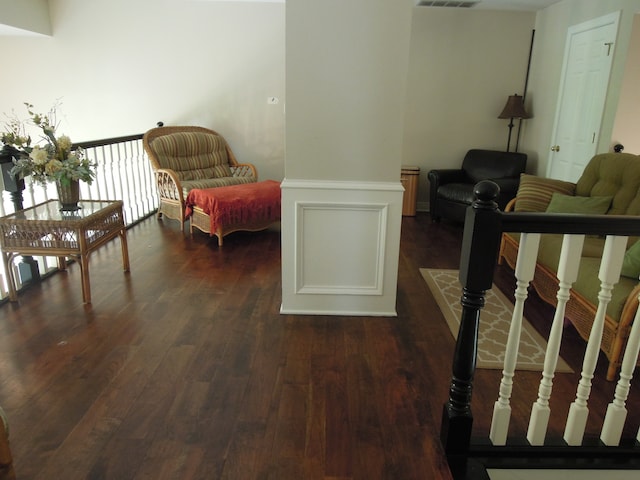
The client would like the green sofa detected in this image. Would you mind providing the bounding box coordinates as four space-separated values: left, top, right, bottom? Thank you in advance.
499 152 640 380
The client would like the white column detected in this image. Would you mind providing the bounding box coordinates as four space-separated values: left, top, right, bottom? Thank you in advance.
282 0 413 316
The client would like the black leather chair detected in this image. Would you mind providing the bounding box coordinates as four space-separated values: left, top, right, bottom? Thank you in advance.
427 149 527 223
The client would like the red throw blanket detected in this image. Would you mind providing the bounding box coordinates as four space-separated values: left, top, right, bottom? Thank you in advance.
185 180 281 234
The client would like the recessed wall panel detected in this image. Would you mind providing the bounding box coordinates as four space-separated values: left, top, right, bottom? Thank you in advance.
281 179 403 316
296 203 386 295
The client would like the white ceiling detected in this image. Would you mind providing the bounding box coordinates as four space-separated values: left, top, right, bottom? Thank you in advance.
415 0 563 11
198 0 563 8
0 0 563 36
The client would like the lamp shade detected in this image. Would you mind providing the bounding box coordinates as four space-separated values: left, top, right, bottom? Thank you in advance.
498 94 530 119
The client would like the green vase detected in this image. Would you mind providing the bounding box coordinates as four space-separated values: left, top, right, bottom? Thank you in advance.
56 179 81 211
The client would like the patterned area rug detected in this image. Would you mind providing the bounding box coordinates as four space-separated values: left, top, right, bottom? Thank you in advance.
420 268 572 372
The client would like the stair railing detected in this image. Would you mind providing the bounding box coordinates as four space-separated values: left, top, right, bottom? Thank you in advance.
441 180 640 479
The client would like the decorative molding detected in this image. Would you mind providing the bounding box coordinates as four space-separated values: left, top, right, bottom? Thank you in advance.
295 201 388 295
280 178 403 316
281 178 405 193
279 306 399 317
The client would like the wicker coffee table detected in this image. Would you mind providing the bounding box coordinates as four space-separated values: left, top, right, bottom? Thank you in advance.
0 200 130 304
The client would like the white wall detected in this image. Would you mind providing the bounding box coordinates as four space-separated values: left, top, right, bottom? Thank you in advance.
0 0 285 182
2 0 637 206
403 0 640 206
285 0 412 183
0 0 50 35
611 14 640 154
402 8 536 208
521 0 640 175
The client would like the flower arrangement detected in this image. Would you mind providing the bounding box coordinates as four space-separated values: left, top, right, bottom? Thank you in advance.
1 102 96 186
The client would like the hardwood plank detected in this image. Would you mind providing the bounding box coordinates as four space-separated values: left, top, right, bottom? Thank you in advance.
0 214 535 479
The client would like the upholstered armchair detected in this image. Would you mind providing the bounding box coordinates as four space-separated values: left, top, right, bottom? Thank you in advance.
143 126 257 231
427 149 527 222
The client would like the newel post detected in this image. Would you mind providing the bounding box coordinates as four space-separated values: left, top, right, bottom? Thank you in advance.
440 180 503 456
0 145 41 284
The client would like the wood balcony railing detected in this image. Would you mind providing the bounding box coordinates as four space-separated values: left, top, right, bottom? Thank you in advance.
0 132 158 301
442 180 640 479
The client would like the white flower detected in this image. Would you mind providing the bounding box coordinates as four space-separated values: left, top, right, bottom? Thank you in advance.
57 135 72 152
30 147 49 165
45 159 63 175
4 102 97 185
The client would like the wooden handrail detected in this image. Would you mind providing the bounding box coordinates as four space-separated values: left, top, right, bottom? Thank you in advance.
73 133 143 150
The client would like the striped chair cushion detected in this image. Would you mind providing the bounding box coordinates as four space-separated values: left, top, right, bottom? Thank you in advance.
181 176 256 196
514 174 576 212
151 131 232 180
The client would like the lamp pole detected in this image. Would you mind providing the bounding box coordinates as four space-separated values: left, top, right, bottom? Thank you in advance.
506 117 515 153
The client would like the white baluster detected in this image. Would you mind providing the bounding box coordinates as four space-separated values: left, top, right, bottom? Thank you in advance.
108 144 118 199
601 288 640 445
0 192 7 217
26 177 38 206
116 144 124 201
0 273 8 298
125 141 138 219
490 232 541 445
564 235 628 445
84 146 95 201
527 234 584 445
128 141 136 221
139 142 149 215
95 146 106 200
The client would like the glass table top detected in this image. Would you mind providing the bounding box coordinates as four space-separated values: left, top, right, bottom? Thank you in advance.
0 200 120 223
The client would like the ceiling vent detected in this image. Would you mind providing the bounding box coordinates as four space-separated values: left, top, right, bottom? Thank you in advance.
416 1 479 7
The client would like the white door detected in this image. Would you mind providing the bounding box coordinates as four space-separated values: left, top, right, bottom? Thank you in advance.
547 12 620 183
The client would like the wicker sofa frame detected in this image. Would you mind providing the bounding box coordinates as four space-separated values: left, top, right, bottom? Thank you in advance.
190 209 278 247
499 224 640 381
143 126 257 231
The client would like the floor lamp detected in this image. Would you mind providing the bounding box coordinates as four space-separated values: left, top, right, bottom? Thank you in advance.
498 94 530 152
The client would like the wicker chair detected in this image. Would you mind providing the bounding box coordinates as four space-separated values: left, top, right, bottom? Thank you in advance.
0 407 14 480
143 126 257 231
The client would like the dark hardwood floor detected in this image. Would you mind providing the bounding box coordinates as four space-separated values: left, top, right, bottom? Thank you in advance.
0 213 638 479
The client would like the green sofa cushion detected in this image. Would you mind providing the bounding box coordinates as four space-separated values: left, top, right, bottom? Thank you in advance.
621 240 640 280
504 153 640 330
534 235 606 271
573 257 637 322
545 193 612 214
576 152 640 216
514 174 576 212
525 234 632 322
